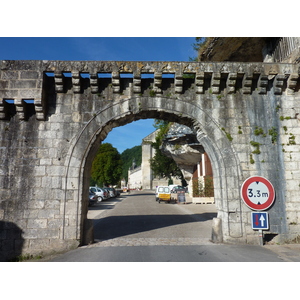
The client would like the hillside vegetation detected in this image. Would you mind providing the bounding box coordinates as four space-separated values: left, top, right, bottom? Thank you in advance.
121 145 142 182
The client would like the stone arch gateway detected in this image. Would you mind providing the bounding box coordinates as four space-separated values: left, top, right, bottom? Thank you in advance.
67 97 242 245
1 60 299 260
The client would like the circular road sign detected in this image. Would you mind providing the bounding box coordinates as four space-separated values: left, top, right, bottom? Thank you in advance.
241 176 275 210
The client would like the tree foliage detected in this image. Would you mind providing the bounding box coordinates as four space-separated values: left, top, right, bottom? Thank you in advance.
150 120 183 182
189 37 207 61
91 143 122 186
120 145 142 182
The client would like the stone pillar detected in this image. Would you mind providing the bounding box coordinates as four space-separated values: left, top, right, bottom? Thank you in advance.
154 72 162 94
196 72 205 94
141 141 153 189
54 71 63 93
112 71 120 93
90 73 98 94
133 73 141 94
227 73 237 94
72 71 81 93
15 98 25 120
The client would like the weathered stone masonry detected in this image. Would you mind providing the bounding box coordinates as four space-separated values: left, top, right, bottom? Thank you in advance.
0 60 300 260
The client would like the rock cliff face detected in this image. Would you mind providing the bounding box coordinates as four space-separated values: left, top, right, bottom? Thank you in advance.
161 123 204 165
161 123 204 190
198 37 300 63
198 37 278 62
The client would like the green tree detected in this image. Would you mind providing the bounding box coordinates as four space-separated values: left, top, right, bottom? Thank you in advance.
120 145 142 182
189 37 206 61
150 120 184 183
91 143 122 186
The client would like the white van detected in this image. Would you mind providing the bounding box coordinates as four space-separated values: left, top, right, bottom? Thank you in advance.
155 186 171 203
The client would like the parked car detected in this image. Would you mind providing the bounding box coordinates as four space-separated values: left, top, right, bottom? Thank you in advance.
168 184 178 191
88 191 98 206
170 186 186 193
89 186 108 201
102 187 111 198
106 187 117 198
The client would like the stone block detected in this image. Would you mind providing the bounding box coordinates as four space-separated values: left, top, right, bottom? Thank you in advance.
22 229 39 239
0 81 9 89
49 239 79 252
27 218 47 229
211 217 223 243
63 226 77 239
65 213 78 226
45 200 60 209
37 209 60 219
10 80 37 89
27 200 45 209
1 71 19 80
41 176 52 188
20 71 40 79
23 209 39 219
47 218 63 229
46 165 65 177
286 179 300 190
66 178 79 189
288 224 300 233
65 202 77 214
40 158 52 166
50 177 62 189
29 238 50 250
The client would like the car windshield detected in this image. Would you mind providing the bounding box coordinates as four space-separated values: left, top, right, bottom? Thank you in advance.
158 187 170 193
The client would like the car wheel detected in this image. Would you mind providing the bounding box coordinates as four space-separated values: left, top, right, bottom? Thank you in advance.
98 196 103 202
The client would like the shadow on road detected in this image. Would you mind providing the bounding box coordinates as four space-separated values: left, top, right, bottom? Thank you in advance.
123 192 155 197
88 198 123 211
93 212 217 241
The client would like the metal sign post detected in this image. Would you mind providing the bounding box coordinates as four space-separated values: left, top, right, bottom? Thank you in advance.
251 212 269 246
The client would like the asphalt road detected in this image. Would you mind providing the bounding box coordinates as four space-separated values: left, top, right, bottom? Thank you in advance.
49 190 300 262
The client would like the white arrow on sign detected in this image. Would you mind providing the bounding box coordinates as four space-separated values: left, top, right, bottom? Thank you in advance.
259 215 265 227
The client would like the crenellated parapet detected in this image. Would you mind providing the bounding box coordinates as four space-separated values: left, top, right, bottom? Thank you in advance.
1 60 300 121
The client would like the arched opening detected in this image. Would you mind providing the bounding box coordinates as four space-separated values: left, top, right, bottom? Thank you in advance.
63 96 243 245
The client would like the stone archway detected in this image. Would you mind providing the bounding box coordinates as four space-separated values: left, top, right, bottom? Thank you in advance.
63 96 243 245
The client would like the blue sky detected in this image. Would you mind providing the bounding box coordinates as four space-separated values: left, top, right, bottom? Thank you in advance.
0 37 196 61
0 37 197 153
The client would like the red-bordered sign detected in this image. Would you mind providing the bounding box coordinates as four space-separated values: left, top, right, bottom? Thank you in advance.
241 176 275 210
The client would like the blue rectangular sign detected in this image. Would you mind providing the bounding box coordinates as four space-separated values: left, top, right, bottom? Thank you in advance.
251 212 269 230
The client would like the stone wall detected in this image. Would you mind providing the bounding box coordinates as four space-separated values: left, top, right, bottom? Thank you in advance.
0 60 300 260
128 166 142 189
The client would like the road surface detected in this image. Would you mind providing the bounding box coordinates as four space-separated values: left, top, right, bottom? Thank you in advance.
49 190 300 262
